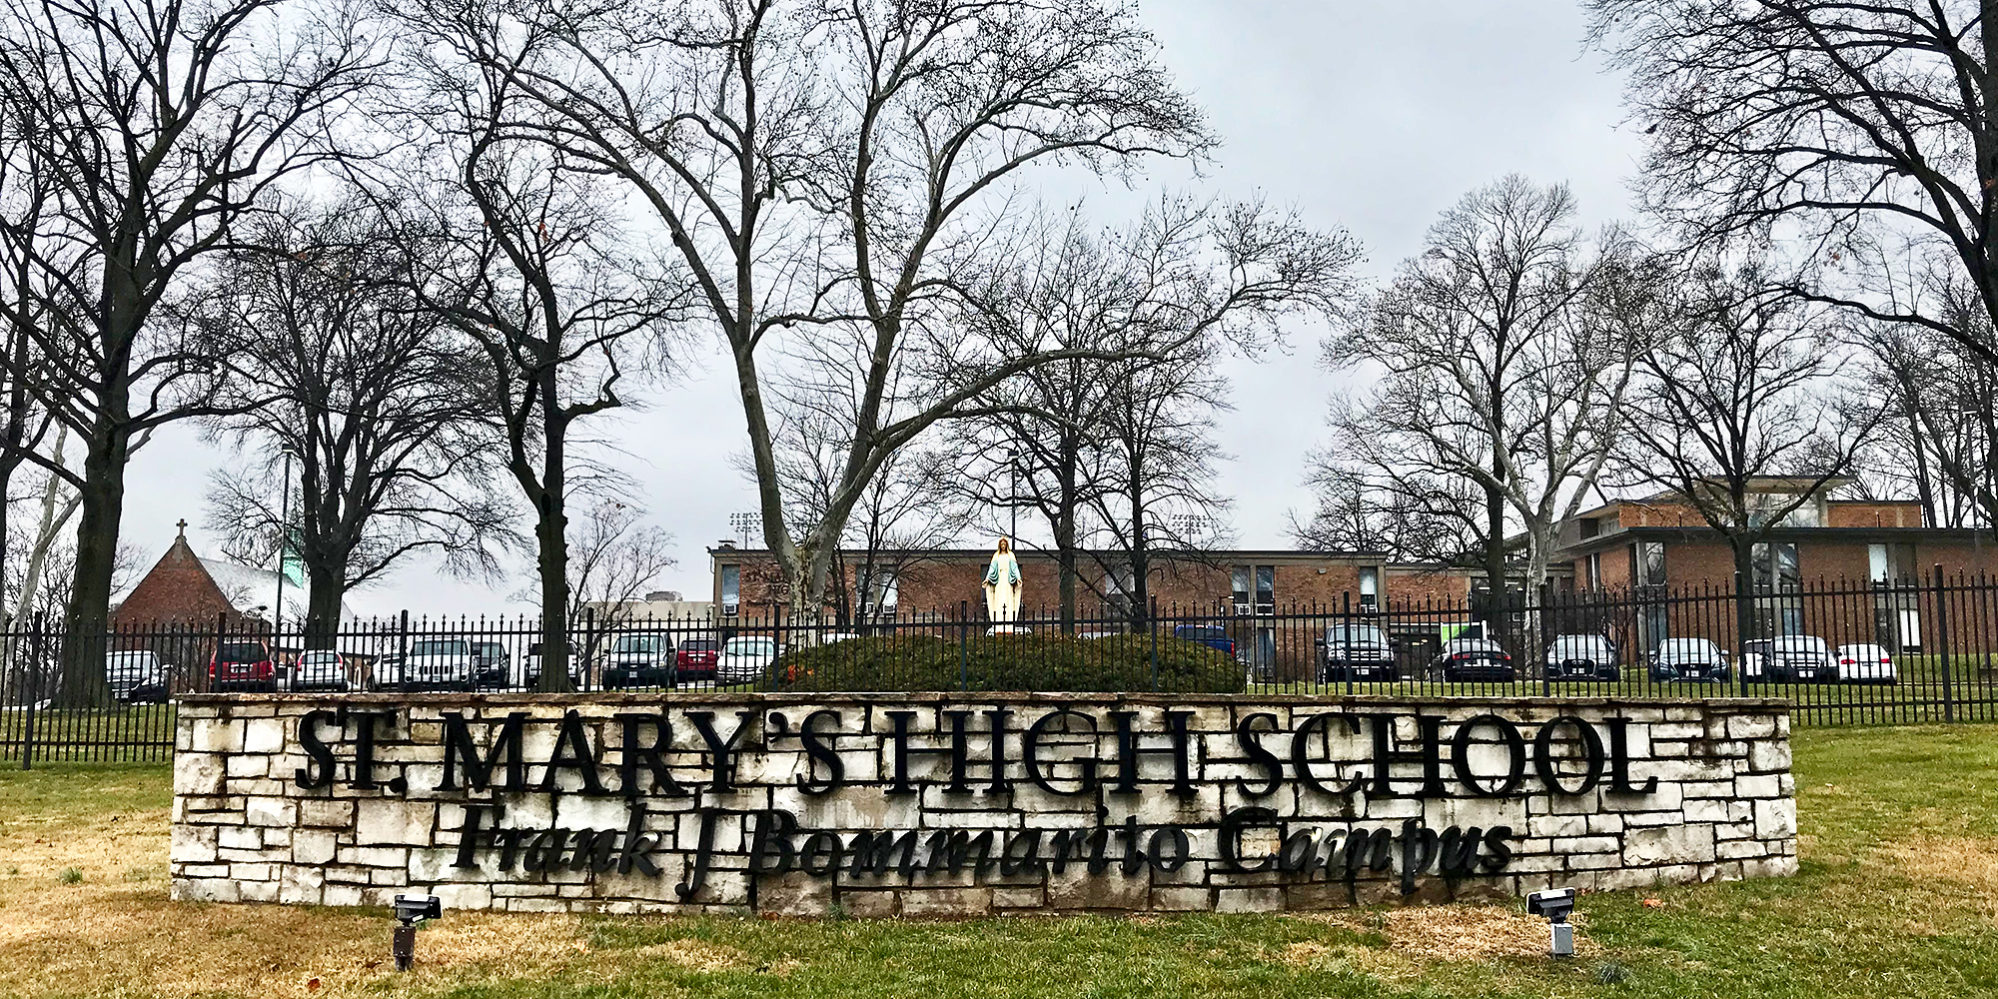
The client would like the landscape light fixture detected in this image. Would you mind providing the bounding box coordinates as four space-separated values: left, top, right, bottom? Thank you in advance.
1526 886 1578 958
390 893 442 971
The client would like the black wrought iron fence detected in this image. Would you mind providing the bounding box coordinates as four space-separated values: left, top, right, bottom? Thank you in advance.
7 571 1998 764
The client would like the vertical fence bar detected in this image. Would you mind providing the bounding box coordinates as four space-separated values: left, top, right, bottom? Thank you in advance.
958 601 969 693
19 613 41 770
1934 564 1955 724
1148 597 1160 693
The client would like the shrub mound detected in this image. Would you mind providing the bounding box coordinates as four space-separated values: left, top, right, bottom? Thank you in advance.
768 633 1244 693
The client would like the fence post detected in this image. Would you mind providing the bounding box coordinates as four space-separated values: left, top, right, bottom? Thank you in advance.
1149 597 1160 692
1539 583 1552 698
1342 592 1354 696
958 601 970 693
20 613 42 770
1933 564 1955 724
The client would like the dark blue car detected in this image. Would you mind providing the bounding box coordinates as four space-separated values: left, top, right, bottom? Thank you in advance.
1172 625 1237 658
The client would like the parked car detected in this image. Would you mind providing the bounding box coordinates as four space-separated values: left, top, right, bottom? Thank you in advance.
209 640 276 692
392 638 478 691
470 641 511 688
291 649 351 693
1172 625 1238 658
105 650 165 702
718 636 782 684
1835 643 1900 684
1649 638 1732 683
674 636 722 683
602 634 676 689
521 642 583 689
368 653 404 690
1743 635 1838 683
1545 634 1620 682
1318 622 1395 682
1428 638 1516 682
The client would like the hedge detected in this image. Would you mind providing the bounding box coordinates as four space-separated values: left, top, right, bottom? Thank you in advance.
767 633 1245 693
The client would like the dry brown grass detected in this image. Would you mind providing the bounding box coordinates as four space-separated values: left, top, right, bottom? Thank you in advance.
0 796 612 999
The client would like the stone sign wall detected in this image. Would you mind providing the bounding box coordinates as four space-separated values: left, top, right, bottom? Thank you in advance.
169 693 1796 916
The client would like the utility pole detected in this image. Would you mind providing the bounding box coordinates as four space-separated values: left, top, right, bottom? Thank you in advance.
1006 447 1018 541
273 448 292 635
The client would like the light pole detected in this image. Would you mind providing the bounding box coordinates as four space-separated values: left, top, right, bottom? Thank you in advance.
1005 447 1018 541
273 448 292 637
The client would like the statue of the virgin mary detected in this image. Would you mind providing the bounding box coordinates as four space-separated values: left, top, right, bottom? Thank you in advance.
982 536 1023 629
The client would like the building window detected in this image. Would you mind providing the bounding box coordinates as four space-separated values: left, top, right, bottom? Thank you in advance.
1579 517 1600 540
874 569 898 617
1637 541 1667 587
1869 543 1920 651
1587 552 1604 591
1358 566 1380 610
720 565 740 616
1233 565 1275 615
1752 542 1802 637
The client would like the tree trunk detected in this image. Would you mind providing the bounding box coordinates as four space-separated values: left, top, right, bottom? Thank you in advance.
304 561 343 649
56 414 128 708
1055 441 1079 631
532 383 575 692
1483 480 1509 649
1732 538 1758 669
1126 457 1149 632
533 488 573 691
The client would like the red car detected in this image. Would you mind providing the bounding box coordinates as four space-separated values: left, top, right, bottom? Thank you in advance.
209 639 276 692
674 637 721 682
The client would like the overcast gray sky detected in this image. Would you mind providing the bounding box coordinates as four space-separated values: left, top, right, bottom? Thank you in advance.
124 0 1645 618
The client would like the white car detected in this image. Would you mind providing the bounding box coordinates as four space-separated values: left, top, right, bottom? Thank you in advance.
291 649 351 692
717 636 782 684
395 639 478 691
1834 643 1900 684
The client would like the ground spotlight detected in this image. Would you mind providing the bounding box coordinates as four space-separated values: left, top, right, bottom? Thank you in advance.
1526 886 1577 958
391 893 442 971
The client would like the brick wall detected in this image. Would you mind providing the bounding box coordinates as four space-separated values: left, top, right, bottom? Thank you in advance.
171 692 1797 916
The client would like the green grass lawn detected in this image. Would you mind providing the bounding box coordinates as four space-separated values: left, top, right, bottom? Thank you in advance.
0 726 1995 998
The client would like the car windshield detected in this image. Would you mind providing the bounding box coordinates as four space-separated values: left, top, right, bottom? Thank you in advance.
299 651 340 664
615 636 666 653
681 639 719 652
410 640 467 657
106 651 153 667
1841 645 1889 659
1772 636 1828 653
217 642 266 662
726 638 774 653
1551 636 1612 653
1447 640 1500 653
1325 624 1387 645
1657 639 1716 657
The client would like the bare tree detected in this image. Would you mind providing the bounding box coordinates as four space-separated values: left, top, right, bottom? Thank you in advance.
0 0 377 704
1587 0 1998 368
1324 176 1644 607
199 196 513 644
391 0 1247 614
1614 263 1880 646
1845 264 1998 528
1290 462 1486 565
935 200 1355 626
562 498 674 662
383 43 681 690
